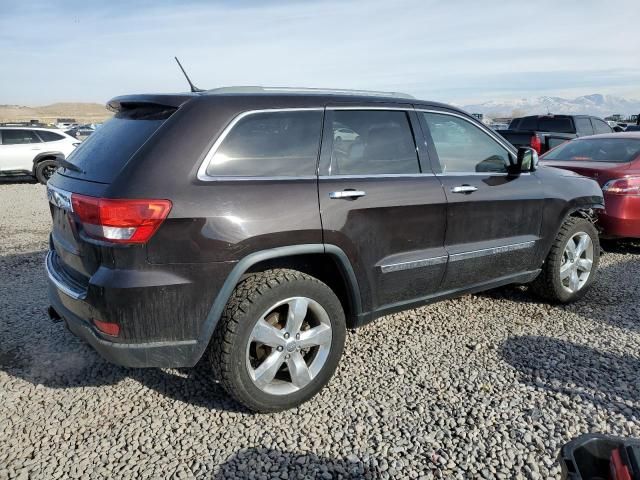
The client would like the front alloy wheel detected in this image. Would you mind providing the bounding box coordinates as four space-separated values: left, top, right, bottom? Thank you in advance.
560 232 594 293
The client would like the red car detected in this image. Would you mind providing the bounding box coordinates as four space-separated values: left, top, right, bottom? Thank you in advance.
541 132 640 239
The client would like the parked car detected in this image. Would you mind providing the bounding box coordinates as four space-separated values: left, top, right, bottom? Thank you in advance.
497 114 613 155
65 125 95 140
541 132 640 239
46 87 604 412
0 127 79 183
625 125 640 132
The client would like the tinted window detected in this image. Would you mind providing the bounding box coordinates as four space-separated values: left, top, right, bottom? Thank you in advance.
537 117 573 133
422 112 510 173
518 117 538 130
64 110 170 183
329 110 419 175
206 110 322 177
592 118 613 134
544 138 640 163
574 118 594 136
36 130 66 142
1 129 41 145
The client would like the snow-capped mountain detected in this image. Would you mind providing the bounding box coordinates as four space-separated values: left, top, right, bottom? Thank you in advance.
462 94 640 118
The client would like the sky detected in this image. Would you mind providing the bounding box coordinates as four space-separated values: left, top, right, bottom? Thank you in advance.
1 0 639 106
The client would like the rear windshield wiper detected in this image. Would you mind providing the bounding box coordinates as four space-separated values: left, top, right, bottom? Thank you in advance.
57 158 85 174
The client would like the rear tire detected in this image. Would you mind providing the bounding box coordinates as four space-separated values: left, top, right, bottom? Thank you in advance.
209 269 346 412
35 159 59 184
530 216 600 303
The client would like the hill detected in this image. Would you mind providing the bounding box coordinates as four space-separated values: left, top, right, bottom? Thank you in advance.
0 102 111 124
462 94 640 119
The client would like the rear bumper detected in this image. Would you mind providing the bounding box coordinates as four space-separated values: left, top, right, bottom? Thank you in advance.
599 194 640 238
45 249 231 368
48 280 199 368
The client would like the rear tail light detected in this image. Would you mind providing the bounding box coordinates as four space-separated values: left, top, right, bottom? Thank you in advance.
93 319 120 337
71 194 172 244
530 134 542 154
602 177 640 196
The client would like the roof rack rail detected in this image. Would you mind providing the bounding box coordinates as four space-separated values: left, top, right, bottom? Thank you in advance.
205 86 415 99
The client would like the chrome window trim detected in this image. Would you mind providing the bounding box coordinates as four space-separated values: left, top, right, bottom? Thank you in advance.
45 251 87 300
319 173 434 180
416 108 517 154
435 172 531 177
449 240 536 262
326 106 411 111
380 255 447 273
197 108 325 182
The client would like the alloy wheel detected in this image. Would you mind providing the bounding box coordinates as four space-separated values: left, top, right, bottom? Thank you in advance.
245 296 332 395
560 231 594 294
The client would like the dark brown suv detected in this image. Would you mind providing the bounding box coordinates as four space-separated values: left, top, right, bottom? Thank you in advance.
46 87 604 412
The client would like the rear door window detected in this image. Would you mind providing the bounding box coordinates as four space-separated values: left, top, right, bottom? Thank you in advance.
329 110 419 175
591 118 613 134
36 130 66 142
2 129 41 144
205 110 323 177
574 118 594 136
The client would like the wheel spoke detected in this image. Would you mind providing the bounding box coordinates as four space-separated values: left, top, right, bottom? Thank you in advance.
286 297 309 335
577 258 593 272
251 319 285 347
560 262 573 280
569 269 580 292
565 238 577 259
252 351 286 388
575 234 591 257
297 324 332 349
286 351 313 388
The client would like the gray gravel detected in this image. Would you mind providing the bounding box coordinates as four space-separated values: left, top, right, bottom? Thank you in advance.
1 182 639 479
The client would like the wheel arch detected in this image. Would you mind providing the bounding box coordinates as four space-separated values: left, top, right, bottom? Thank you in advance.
31 151 65 175
192 244 363 365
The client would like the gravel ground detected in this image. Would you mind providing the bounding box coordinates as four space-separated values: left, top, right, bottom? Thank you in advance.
1 182 639 479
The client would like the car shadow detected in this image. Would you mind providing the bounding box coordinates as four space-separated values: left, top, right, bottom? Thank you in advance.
601 239 640 255
0 176 38 184
0 250 249 413
213 448 380 479
500 335 640 421
478 255 640 333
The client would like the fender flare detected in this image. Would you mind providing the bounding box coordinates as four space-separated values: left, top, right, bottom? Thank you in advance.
191 244 362 365
32 151 65 175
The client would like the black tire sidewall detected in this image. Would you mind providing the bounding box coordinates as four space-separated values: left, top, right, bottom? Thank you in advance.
35 159 58 184
548 218 600 303
225 277 346 412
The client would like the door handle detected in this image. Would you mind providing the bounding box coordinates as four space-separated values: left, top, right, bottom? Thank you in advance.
450 185 478 194
329 190 366 199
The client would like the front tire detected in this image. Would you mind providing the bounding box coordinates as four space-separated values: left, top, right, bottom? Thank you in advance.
530 216 600 303
35 159 59 184
209 269 346 412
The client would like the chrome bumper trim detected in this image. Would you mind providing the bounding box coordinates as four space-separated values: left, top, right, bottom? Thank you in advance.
45 251 87 300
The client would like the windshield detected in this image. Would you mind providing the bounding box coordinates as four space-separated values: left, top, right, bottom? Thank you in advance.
544 138 640 163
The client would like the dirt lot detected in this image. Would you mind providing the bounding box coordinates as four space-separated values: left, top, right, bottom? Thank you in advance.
1 182 639 479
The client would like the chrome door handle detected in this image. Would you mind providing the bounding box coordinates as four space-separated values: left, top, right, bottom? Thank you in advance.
450 185 478 194
329 190 366 199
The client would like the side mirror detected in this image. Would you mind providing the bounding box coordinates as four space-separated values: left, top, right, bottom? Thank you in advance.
510 147 538 174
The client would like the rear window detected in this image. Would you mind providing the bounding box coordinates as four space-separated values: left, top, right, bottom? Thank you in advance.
63 107 172 183
204 110 323 177
544 138 640 163
537 117 574 133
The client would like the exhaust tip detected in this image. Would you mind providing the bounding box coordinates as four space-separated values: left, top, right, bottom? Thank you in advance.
48 306 62 323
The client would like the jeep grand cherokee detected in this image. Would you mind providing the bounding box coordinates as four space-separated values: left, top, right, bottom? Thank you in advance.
46 87 604 412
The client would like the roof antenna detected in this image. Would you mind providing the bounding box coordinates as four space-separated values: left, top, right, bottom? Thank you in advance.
174 56 204 93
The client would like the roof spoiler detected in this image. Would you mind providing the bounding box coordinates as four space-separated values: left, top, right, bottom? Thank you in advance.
107 94 195 113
